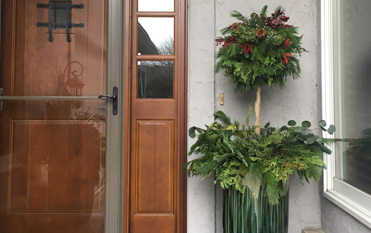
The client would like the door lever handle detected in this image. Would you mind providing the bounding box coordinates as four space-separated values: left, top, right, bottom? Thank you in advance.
98 94 117 100
98 86 118 115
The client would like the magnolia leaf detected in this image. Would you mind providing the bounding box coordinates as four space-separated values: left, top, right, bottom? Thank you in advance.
189 126 199 138
288 120 296 126
328 125 336 135
301 120 311 128
264 122 271 128
318 120 326 128
214 110 232 125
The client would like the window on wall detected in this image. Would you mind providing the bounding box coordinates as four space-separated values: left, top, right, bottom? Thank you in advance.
321 0 371 228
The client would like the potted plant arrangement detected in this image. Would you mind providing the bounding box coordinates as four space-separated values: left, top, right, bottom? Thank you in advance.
184 6 336 233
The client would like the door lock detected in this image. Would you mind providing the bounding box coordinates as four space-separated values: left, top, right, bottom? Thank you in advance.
98 86 118 115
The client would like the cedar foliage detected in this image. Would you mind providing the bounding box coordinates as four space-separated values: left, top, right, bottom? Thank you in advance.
215 6 306 92
184 110 336 205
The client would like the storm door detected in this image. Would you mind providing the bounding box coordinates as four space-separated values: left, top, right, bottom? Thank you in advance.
0 1 123 233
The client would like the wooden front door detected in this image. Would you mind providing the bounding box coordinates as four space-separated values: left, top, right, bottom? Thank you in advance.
0 1 110 232
124 0 187 233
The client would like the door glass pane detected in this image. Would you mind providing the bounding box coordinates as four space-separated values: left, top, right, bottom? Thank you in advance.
138 0 174 12
0 1 108 232
138 61 174 98
138 17 174 55
334 0 371 195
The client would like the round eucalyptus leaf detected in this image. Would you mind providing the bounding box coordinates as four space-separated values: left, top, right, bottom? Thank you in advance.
295 126 306 134
301 120 311 128
307 136 318 144
280 126 288 131
288 120 296 126
328 125 336 135
318 120 327 128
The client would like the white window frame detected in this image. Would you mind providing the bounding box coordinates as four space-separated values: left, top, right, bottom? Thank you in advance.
321 0 371 228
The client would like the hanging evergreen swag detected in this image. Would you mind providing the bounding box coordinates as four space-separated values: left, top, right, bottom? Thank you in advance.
215 5 306 92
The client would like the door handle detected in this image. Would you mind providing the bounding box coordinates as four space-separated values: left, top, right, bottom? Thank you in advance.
98 86 118 115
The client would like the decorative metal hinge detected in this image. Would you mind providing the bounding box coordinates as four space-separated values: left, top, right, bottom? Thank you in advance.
36 0 84 43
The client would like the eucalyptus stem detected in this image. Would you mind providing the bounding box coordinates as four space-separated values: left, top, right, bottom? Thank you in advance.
254 86 261 135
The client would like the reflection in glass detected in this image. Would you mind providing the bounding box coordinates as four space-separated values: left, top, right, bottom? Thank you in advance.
138 61 174 98
334 0 371 195
138 0 174 12
138 17 174 55
0 99 106 232
339 129 371 195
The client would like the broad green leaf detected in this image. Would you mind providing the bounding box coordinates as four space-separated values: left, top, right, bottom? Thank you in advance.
214 110 232 125
189 126 198 138
288 120 296 126
264 122 271 128
301 120 311 128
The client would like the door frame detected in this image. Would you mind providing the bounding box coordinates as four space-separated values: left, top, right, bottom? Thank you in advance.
105 0 124 233
122 0 188 232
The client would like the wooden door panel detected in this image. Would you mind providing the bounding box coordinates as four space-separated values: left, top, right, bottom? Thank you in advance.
136 121 174 214
133 215 175 233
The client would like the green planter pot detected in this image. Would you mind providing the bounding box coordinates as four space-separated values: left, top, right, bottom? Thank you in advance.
223 186 289 233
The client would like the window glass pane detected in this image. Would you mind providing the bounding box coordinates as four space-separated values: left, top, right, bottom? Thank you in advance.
138 0 174 12
335 0 371 195
138 61 174 98
138 17 174 55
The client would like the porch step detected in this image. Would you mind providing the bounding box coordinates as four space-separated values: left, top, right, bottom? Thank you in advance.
302 229 325 233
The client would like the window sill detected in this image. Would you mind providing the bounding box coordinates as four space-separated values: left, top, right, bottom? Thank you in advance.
324 189 371 229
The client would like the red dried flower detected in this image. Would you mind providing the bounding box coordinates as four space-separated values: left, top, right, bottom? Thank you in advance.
283 38 291 49
282 53 292 64
239 42 253 55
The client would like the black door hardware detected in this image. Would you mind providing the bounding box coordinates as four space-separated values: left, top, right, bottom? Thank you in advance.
98 87 118 115
36 0 84 42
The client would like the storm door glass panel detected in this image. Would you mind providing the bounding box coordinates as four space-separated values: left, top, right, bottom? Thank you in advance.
334 0 371 195
0 1 108 233
138 17 174 55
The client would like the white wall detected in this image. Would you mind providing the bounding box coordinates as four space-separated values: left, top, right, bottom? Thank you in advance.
187 0 323 233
